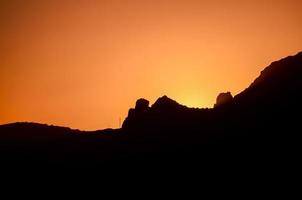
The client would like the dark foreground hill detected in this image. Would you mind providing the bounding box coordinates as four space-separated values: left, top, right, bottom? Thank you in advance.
1 52 302 165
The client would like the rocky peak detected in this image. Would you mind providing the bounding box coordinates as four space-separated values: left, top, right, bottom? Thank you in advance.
135 98 150 112
214 92 233 108
151 95 182 111
122 98 150 129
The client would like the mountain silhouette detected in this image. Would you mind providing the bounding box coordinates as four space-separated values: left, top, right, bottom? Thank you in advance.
1 51 302 165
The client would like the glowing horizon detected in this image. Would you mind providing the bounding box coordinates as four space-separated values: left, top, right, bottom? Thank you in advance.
1 0 302 130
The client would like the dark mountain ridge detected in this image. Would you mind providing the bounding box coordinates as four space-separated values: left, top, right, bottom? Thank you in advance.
1 51 302 164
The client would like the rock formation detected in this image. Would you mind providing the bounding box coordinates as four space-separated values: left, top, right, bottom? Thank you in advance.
214 92 233 107
135 98 150 112
122 98 150 129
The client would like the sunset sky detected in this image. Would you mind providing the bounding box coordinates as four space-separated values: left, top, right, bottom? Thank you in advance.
1 0 302 130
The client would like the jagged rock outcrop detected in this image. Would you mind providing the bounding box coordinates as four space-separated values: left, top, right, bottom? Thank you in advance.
214 92 233 107
135 98 150 112
122 95 189 130
122 98 150 129
122 95 208 131
151 95 184 112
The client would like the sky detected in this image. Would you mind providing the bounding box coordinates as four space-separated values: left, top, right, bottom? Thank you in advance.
1 0 302 130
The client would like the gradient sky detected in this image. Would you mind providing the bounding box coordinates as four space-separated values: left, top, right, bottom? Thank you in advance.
1 0 302 130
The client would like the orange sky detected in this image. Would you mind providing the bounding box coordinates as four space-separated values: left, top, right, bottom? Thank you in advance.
1 0 302 130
